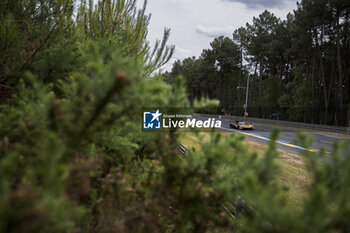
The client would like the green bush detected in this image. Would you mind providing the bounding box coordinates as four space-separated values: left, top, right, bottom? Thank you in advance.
0 1 350 233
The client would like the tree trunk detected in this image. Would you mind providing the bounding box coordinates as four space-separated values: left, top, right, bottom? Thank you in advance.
320 28 328 125
279 57 284 103
311 50 316 124
320 56 328 124
237 49 242 109
336 14 343 126
258 57 263 117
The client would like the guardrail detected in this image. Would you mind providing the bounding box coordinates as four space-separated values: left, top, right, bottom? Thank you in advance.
178 144 188 158
196 114 350 134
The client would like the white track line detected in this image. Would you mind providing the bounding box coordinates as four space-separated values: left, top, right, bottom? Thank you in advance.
220 127 319 153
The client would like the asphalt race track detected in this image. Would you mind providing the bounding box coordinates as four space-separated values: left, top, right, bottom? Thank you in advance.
217 118 350 154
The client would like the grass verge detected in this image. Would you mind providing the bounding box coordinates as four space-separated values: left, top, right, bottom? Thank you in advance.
180 131 311 209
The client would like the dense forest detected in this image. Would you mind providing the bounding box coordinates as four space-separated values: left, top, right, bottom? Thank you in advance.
1 0 350 232
165 0 350 126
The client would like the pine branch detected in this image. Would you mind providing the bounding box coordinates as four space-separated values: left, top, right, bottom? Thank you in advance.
20 0 71 71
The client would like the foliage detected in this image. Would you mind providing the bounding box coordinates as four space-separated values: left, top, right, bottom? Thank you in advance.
1 0 350 233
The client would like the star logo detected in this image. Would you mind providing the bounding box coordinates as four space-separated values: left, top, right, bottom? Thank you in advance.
143 109 162 129
150 109 162 122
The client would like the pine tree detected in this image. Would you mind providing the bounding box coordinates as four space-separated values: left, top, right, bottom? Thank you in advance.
1 0 350 232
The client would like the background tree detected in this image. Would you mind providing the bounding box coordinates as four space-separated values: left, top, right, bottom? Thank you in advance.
170 0 350 125
167 36 241 112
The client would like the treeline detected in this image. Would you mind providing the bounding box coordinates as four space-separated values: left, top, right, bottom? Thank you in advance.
165 0 350 126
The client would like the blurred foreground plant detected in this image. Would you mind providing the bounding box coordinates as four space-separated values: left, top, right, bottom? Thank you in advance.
1 0 350 233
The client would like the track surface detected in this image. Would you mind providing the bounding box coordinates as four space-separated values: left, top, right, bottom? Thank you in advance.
206 117 348 154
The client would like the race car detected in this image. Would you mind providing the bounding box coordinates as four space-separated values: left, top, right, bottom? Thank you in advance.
229 121 254 130
229 120 240 129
